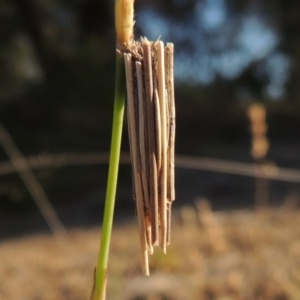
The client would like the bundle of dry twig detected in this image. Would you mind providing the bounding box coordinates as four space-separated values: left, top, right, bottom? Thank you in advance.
123 38 175 275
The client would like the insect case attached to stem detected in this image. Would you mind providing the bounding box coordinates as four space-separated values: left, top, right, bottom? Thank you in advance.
123 38 175 275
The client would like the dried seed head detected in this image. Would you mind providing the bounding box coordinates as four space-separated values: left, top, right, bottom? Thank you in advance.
115 0 135 48
247 103 266 122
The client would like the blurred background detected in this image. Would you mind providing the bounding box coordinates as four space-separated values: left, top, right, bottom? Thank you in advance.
1 0 300 299
1 0 300 233
0 0 300 235
0 0 300 227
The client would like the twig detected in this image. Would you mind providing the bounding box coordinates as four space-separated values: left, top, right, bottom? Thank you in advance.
143 40 159 248
165 43 175 245
1 153 300 183
0 122 68 241
124 53 149 275
156 41 167 252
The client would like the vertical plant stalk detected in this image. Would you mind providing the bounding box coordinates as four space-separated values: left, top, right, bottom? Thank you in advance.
247 103 269 209
91 1 133 298
91 52 126 300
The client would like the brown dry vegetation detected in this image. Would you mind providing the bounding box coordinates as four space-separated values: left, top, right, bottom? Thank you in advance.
1 204 300 300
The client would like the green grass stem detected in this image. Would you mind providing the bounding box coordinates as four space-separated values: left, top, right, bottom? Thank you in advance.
91 51 126 300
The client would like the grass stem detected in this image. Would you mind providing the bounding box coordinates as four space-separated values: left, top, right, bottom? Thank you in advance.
91 51 126 300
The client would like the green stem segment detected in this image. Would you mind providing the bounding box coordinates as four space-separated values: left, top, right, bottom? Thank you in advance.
92 52 126 300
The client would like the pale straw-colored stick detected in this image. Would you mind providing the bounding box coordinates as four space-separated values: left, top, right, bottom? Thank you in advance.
154 87 162 173
165 43 175 245
124 53 149 275
165 43 175 202
156 41 168 252
165 87 170 145
143 41 159 246
136 61 150 210
166 201 172 246
136 61 153 254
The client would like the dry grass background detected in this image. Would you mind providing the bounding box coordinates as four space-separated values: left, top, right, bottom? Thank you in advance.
1 201 300 300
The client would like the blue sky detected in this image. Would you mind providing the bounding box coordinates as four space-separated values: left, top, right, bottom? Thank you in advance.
137 0 290 100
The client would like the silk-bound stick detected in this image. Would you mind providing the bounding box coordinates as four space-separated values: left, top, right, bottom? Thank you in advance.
136 61 150 210
165 43 175 202
136 60 153 254
165 43 175 245
154 87 162 174
156 41 168 252
124 54 149 276
142 40 159 246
